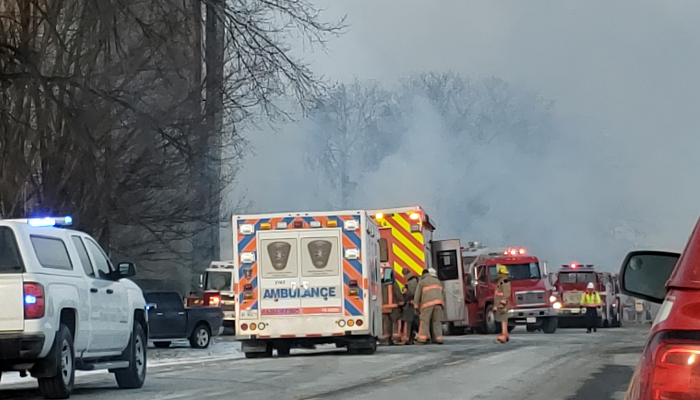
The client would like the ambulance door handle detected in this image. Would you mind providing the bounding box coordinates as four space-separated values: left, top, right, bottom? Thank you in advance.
291 282 297 289
372 295 377 301
302 281 309 289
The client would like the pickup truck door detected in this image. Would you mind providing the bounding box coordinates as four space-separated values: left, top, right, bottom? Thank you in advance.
147 293 187 339
82 237 130 352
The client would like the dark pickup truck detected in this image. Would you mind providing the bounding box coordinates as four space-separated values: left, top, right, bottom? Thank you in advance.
144 291 224 349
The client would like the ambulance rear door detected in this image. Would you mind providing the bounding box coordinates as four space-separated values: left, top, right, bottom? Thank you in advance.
298 230 344 315
432 239 467 324
259 231 302 317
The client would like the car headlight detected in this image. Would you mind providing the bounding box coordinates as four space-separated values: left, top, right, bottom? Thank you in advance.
553 302 562 310
549 295 557 303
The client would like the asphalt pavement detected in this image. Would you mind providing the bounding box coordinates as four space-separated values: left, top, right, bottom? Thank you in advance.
0 324 650 400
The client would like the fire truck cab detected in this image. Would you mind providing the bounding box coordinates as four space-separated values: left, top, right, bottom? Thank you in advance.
550 263 622 328
185 262 235 328
434 241 558 334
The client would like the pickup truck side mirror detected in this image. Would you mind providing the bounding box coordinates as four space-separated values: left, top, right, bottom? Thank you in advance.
619 250 680 304
117 262 137 278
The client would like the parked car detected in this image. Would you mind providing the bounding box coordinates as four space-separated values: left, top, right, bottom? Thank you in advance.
618 224 699 399
0 217 147 399
144 291 223 349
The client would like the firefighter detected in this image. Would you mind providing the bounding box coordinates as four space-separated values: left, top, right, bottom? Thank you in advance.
382 269 404 345
494 264 512 344
580 282 602 333
398 267 419 345
414 268 445 344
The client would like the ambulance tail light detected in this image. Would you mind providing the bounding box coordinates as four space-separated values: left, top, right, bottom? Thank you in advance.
241 323 248 331
635 334 700 400
243 293 253 300
24 282 45 319
244 284 253 291
349 288 359 296
348 280 358 287
356 319 363 327
347 320 355 327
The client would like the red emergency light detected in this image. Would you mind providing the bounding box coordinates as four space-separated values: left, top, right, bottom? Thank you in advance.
504 247 527 256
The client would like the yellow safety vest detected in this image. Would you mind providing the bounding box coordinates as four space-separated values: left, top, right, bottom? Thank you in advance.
581 292 601 306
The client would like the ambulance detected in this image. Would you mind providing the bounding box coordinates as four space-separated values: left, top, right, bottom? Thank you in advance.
232 210 382 358
369 206 436 286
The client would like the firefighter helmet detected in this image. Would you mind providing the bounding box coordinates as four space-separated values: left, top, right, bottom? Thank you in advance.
497 264 509 275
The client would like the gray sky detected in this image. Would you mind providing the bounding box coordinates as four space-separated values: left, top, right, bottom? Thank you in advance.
228 0 700 268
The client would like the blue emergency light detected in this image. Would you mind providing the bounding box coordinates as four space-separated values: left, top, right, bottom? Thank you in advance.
28 216 73 227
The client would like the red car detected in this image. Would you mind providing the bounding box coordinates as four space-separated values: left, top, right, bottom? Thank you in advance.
619 221 700 399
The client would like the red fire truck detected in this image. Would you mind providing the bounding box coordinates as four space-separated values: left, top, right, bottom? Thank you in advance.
549 263 622 328
434 240 558 335
185 262 234 328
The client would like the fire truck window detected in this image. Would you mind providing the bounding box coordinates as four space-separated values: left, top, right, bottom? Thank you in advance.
436 250 458 281
489 266 498 282
301 237 340 277
261 238 299 279
501 263 542 281
379 238 389 263
206 271 232 291
478 266 487 282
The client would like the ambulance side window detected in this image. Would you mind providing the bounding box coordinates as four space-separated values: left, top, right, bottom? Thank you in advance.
379 238 389 263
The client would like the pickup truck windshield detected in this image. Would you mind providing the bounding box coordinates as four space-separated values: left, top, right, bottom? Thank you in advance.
0 227 23 273
205 271 233 291
558 272 596 284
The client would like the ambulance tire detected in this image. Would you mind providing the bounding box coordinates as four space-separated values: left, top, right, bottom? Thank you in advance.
276 343 291 357
245 343 273 359
359 339 377 355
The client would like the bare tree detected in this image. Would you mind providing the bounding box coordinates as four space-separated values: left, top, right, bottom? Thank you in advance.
0 0 344 289
304 80 403 208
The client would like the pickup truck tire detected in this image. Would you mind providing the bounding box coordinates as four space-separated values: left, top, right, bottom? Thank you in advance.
189 324 211 349
115 323 147 389
153 341 171 348
38 324 75 399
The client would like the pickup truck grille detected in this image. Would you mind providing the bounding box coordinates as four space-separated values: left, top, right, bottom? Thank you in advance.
563 291 583 306
514 291 546 307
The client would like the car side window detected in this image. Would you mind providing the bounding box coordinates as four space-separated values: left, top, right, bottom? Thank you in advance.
71 236 95 277
30 236 73 270
83 238 113 278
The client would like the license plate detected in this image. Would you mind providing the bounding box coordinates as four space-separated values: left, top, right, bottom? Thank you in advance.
526 317 536 323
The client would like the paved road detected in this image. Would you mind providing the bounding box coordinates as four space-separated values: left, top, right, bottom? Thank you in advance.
0 325 648 400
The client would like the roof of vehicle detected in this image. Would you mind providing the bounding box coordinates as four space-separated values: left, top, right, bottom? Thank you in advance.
668 218 700 290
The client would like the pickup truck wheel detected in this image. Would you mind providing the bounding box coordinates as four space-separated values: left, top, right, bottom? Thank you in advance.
115 323 147 389
153 341 171 349
189 324 211 349
38 324 75 399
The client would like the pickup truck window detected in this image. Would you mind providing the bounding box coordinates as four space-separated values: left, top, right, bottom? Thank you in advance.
71 236 95 277
30 236 73 271
83 238 113 278
0 227 23 273
145 293 184 311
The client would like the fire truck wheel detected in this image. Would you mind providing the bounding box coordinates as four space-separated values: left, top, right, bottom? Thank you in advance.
542 317 558 334
484 305 498 334
526 325 538 333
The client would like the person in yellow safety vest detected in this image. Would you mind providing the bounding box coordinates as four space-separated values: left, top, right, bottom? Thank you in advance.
494 264 512 344
580 282 602 333
381 270 404 345
414 268 445 344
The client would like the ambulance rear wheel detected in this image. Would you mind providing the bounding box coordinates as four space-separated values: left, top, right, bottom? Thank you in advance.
276 343 291 357
359 339 377 355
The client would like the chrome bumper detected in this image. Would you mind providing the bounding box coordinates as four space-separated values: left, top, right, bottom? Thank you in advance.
508 306 556 320
556 306 601 317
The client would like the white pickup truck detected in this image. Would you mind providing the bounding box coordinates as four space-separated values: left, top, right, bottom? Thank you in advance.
0 217 147 399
